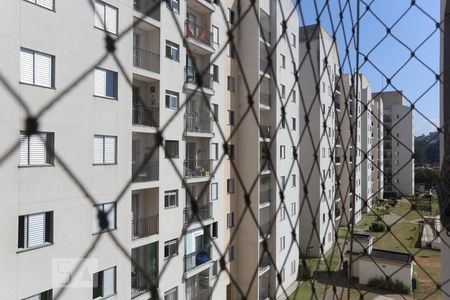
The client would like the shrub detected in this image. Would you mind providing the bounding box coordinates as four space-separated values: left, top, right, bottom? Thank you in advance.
299 264 312 280
368 276 410 294
388 199 398 207
370 221 386 232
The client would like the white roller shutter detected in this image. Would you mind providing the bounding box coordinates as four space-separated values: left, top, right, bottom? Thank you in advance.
93 136 104 164
29 133 47 165
27 213 45 248
105 5 117 34
104 136 116 164
94 2 105 29
19 134 29 166
34 52 53 87
36 0 53 9
102 267 116 296
94 68 106 97
24 294 40 300
92 206 100 233
103 203 115 229
20 49 34 84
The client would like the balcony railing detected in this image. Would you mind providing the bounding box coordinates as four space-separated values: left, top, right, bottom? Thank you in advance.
184 112 213 133
260 126 271 139
335 155 341 164
133 104 159 127
260 27 271 42
186 287 212 300
335 207 341 218
184 159 213 178
259 254 270 269
260 189 271 205
184 246 211 272
260 221 271 237
133 47 160 73
184 202 212 224
185 66 213 90
132 215 159 239
260 59 271 75
132 160 159 182
334 97 341 110
260 158 271 172
131 269 158 298
185 20 213 47
260 91 271 107
133 0 160 21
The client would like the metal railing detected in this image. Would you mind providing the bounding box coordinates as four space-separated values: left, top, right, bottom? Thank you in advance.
260 27 271 42
260 91 271 107
132 215 159 239
184 202 212 224
133 0 160 21
260 59 271 75
259 253 270 269
260 158 271 172
334 96 341 110
132 160 159 182
260 221 271 237
132 104 159 127
184 159 212 178
184 246 211 271
133 47 160 73
184 66 213 90
184 112 213 133
260 189 271 205
131 269 158 298
260 125 271 139
185 20 213 47
186 287 212 300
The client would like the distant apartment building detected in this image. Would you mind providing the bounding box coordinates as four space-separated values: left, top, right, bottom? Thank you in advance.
373 91 414 197
298 25 338 257
0 0 301 300
359 74 384 212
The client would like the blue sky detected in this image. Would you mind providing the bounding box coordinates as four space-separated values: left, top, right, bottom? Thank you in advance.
297 0 440 136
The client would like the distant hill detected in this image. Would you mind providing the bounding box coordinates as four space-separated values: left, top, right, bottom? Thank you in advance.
414 132 440 166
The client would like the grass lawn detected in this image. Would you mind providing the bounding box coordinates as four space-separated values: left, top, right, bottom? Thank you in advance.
288 281 379 299
304 245 342 273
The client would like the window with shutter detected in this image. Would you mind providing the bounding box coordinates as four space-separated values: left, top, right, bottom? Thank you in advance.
94 1 118 34
211 183 218 200
94 68 117 99
92 202 116 233
18 211 53 250
93 267 116 298
164 287 178 300
22 290 52 300
19 132 54 167
165 91 179 109
93 135 117 165
165 140 179 158
25 0 54 10
20 48 54 88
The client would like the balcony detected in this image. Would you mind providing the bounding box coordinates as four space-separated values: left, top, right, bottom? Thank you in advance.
133 104 159 128
260 158 271 173
335 207 341 219
131 242 158 298
260 27 271 43
259 270 271 300
260 91 271 108
259 253 270 270
187 0 215 14
334 96 341 110
184 113 213 136
133 159 159 182
132 215 158 239
260 221 271 238
184 66 214 95
186 269 211 300
260 58 272 76
184 202 212 224
184 246 211 272
185 20 214 54
133 47 160 74
184 159 213 179
133 0 160 21
260 125 271 140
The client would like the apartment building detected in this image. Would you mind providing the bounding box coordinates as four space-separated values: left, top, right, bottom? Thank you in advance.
360 74 384 212
229 1 301 299
298 25 338 257
373 91 414 197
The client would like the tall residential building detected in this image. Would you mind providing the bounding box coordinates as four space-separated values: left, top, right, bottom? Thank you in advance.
360 74 384 212
231 1 301 299
298 25 338 257
374 91 414 197
0 0 302 299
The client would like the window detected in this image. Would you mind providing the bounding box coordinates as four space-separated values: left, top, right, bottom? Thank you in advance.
281 84 286 98
228 44 235 58
281 117 286 128
281 54 286 68
165 40 179 61
227 179 235 193
93 267 116 299
228 246 235 262
227 144 235 160
23 290 52 300
292 118 296 131
280 236 285 250
212 104 219 121
93 135 117 164
24 0 54 10
20 48 55 88
291 202 296 216
212 222 218 238
281 176 286 189
228 110 235 125
212 25 219 44
18 211 53 249
211 143 219 160
167 0 179 13
165 140 179 158
211 183 218 200
280 145 286 159
212 64 219 82
280 205 286 221
322 213 325 223
228 76 236 92
281 268 285 282
228 8 235 24
292 90 296 102
291 33 296 47
292 174 296 187
165 90 179 109
164 287 178 300
92 202 116 233
322 148 325 158
19 131 54 166
292 146 297 159
94 0 118 34
227 212 234 228
291 260 296 274
164 239 178 258
94 68 117 99
164 190 178 208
